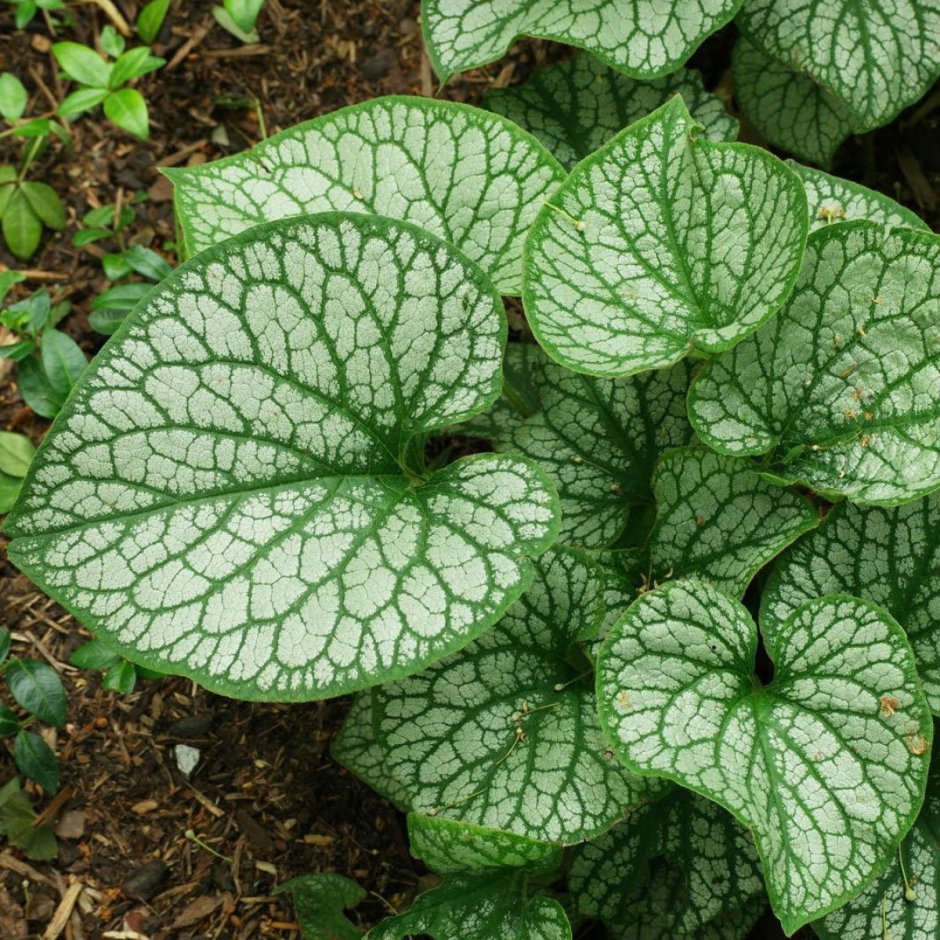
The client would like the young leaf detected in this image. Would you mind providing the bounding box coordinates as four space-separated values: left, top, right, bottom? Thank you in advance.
103 660 137 693
20 182 66 230
647 447 819 598
109 47 165 89
523 97 808 377
816 722 940 940
407 814 561 874
736 0 940 131
0 430 35 478
99 25 125 59
762 493 940 715
70 639 121 670
569 788 766 939
6 658 67 727
223 0 264 33
123 243 172 281
732 37 854 167
420 0 743 84
137 0 171 44
367 871 571 940
275 873 366 940
468 344 695 548
596 580 933 934
789 161 930 234
17 355 61 418
6 214 559 702
0 72 28 122
40 328 86 400
346 548 666 846
103 88 150 139
2 188 42 259
14 730 59 792
57 86 110 119
163 96 565 295
688 222 940 505
485 53 738 171
102 252 133 281
52 42 112 89
210 4 259 43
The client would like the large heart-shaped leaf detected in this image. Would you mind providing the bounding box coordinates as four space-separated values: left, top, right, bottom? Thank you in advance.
337 548 665 845
485 53 738 172
762 493 940 715
164 96 564 296
523 97 808 378
420 0 743 84
596 580 932 934
569 787 766 939
688 221 940 505
6 214 559 701
816 722 940 940
464 344 696 548
731 37 854 167
736 0 940 131
648 447 819 598
407 814 562 874
789 162 930 234
367 871 571 940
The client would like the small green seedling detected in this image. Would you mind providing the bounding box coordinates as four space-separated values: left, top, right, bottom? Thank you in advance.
0 286 86 418
136 0 171 44
70 639 164 694
53 36 165 139
0 627 66 794
212 0 264 42
3 0 65 30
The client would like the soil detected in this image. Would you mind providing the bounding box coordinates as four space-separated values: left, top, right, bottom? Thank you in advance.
0 2 937 938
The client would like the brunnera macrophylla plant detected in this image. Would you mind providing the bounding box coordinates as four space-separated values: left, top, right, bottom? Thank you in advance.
5 91 940 939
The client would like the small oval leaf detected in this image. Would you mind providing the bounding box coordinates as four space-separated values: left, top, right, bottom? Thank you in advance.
6 659 67 727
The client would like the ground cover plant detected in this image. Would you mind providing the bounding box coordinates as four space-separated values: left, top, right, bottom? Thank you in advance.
1 2 939 938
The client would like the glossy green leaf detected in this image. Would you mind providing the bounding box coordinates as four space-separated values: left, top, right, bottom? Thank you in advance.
347 548 664 846
103 660 137 693
407 813 561 874
817 721 940 940
789 161 930 234
762 492 940 715
123 243 172 281
523 97 808 377
467 344 695 548
648 447 819 598
0 430 35 478
223 0 264 33
688 222 940 505
569 788 766 939
20 182 65 231
736 0 940 131
732 38 854 167
40 328 86 400
485 53 737 171
275 873 366 940
2 188 42 259
421 0 743 84
164 96 565 295
7 213 559 702
109 48 164 90
0 72 28 122
17 355 61 418
14 730 59 792
57 86 109 119
6 658 66 727
0 705 19 736
70 639 121 670
104 88 149 139
137 0 171 44
367 871 571 940
596 580 932 934
52 42 112 88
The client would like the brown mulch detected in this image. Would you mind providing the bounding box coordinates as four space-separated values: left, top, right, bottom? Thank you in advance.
0 2 938 938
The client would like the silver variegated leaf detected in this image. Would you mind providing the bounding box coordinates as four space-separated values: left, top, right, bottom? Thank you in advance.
7 214 559 700
164 96 565 295
762 492 940 715
486 53 737 171
569 787 766 939
421 0 743 84
596 580 932 934
689 221 940 505
523 97 808 377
